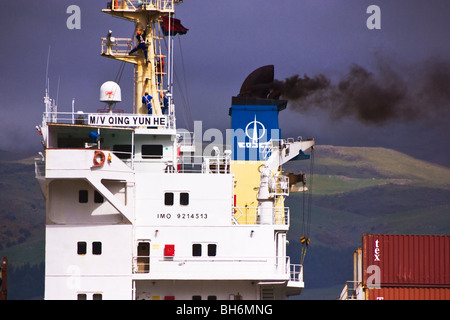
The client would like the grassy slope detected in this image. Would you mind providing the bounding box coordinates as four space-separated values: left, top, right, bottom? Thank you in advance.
284 145 450 299
0 159 45 252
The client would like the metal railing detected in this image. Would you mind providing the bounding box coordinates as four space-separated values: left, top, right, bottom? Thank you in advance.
232 206 289 226
177 155 231 174
42 111 174 129
338 281 363 300
101 37 133 56
289 264 303 283
132 255 302 281
272 175 289 197
109 0 176 12
34 159 45 178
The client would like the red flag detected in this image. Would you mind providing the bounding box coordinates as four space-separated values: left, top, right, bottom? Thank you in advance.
161 16 189 36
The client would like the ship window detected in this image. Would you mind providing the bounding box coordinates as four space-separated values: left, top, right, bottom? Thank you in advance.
164 192 174 206
192 244 202 256
92 242 102 255
93 293 103 300
207 296 217 300
192 295 202 300
77 294 87 300
180 192 189 206
113 144 132 159
77 242 87 255
142 144 163 159
208 244 217 257
79 190 88 203
94 191 104 203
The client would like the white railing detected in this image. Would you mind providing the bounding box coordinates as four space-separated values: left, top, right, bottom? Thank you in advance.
42 111 174 129
289 264 303 283
101 37 133 56
109 0 176 12
178 156 230 174
232 206 289 226
132 255 301 281
34 159 45 178
338 281 363 300
272 175 289 197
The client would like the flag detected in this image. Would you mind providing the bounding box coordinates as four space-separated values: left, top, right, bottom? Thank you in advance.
161 16 189 36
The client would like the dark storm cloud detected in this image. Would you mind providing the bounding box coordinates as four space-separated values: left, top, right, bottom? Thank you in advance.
274 58 450 125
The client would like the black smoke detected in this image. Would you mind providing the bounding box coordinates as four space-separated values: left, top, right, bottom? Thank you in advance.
274 59 450 125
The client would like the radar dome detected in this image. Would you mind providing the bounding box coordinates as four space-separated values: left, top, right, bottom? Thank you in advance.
100 81 121 103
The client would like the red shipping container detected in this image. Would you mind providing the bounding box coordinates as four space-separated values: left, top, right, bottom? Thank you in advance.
362 235 450 287
366 287 450 300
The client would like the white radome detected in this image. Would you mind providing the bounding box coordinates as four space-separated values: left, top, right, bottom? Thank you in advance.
100 81 121 103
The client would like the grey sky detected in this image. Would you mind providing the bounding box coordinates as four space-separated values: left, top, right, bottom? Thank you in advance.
0 0 449 166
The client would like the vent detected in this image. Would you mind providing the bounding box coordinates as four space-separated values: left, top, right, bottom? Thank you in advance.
260 287 275 300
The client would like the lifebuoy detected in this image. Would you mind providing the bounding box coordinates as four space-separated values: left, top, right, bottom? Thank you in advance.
93 151 106 167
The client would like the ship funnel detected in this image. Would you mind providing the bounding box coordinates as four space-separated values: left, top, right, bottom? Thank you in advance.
100 81 121 103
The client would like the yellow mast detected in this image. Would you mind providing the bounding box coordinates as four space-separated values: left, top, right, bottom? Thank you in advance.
101 0 180 115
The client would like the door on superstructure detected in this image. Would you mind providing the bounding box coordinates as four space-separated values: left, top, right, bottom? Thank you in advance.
137 241 150 273
275 232 286 272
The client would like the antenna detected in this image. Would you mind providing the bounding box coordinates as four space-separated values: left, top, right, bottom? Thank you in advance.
56 76 60 106
45 46 51 94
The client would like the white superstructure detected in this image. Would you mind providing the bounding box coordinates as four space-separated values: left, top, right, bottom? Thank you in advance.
35 0 314 300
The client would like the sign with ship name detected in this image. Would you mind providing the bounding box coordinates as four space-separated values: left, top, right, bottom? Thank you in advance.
88 114 167 127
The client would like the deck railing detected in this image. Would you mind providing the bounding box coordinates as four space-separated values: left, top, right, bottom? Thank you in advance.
232 206 289 226
338 281 364 300
132 255 303 284
178 155 231 174
108 0 176 12
42 111 174 129
101 37 134 56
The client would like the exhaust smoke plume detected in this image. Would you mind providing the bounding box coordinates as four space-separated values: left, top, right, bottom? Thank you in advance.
275 59 450 125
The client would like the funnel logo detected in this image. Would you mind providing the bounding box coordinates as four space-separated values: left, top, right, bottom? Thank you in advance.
245 116 266 143
238 116 271 155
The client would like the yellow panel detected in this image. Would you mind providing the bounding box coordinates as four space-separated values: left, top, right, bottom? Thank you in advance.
232 161 287 225
231 161 265 224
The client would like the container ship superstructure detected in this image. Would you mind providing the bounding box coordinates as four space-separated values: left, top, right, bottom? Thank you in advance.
35 0 314 300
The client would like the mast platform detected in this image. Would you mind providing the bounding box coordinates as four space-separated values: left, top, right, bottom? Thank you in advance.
103 0 181 21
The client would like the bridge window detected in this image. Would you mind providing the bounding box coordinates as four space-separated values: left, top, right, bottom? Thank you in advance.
113 144 132 159
142 144 163 159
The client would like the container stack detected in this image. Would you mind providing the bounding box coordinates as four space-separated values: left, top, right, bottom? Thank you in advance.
342 235 450 300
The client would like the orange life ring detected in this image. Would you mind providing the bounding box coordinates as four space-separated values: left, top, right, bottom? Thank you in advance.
93 151 106 167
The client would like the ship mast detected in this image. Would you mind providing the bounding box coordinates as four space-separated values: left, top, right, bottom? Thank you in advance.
101 0 182 116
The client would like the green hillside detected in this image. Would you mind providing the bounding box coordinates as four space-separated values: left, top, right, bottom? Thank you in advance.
284 145 450 299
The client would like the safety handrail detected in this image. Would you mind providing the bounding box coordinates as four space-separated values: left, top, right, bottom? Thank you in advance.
42 111 174 129
232 206 289 226
132 255 301 279
109 0 175 12
101 37 133 56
